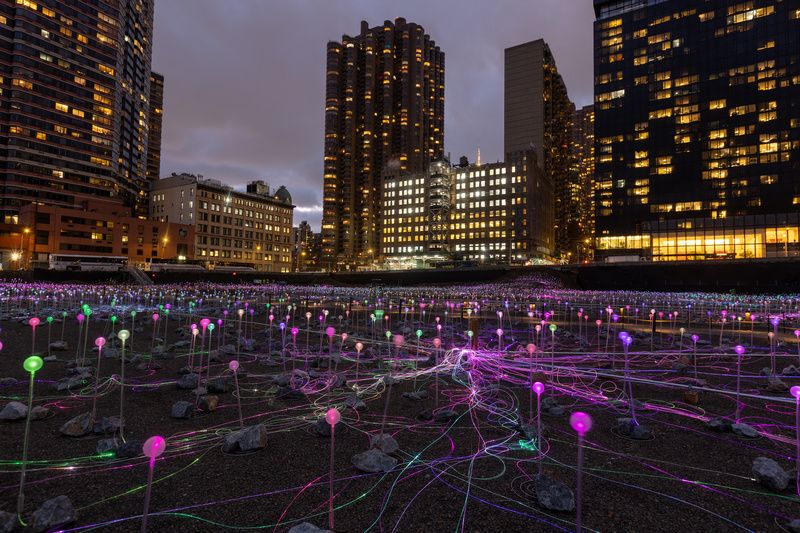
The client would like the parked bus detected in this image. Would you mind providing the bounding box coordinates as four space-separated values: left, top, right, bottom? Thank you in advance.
149 263 206 273
49 254 128 272
214 265 256 273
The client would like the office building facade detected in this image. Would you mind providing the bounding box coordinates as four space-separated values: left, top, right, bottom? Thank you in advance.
0 0 156 222
321 18 445 270
150 174 294 272
572 104 596 262
593 0 800 261
146 71 163 183
504 39 575 259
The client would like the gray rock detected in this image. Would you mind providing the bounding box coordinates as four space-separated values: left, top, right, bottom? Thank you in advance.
49 340 70 351
43 355 57 362
176 373 200 390
29 495 76 533
344 394 366 411
31 406 50 420
402 390 429 401
617 418 653 440
0 401 27 421
371 433 399 454
0 377 18 387
534 474 575 511
222 424 267 453
206 377 231 394
752 456 789 491
0 510 15 533
198 395 219 412
782 366 800 376
93 416 122 435
59 412 92 437
56 374 89 391
288 523 332 533
115 440 143 459
434 409 458 423
732 423 759 438
314 418 340 437
136 361 163 370
765 376 789 392
96 438 119 454
352 448 397 473
171 401 194 419
706 417 732 432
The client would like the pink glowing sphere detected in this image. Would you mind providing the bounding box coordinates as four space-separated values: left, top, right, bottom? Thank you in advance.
393 334 404 346
570 412 593 435
192 328 199 336
200 318 211 329
795 330 800 338
326 326 336 338
269 314 274 322
734 345 745 356
305 312 312 319
355 342 364 352
595 319 602 326
496 328 503 337
191 323 197 330
152 313 159 322
77 313 85 323
0 341 3 351
291 327 299 336
791 386 800 399
526 343 536 355
229 360 239 372
325 408 341 426
29 317 40 327
94 336 106 348
433 337 441 348
142 436 166 459
533 381 545 395
341 333 348 341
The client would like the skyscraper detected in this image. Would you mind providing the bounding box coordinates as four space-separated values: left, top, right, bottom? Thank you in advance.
594 0 800 261
146 71 164 183
0 0 156 223
504 39 574 260
321 18 445 270
572 105 595 262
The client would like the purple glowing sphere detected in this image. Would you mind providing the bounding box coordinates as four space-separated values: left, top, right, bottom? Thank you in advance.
570 412 593 435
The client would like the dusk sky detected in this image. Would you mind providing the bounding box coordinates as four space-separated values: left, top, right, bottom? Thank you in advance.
152 1 595 230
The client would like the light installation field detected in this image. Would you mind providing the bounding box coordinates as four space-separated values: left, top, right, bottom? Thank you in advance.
0 276 799 532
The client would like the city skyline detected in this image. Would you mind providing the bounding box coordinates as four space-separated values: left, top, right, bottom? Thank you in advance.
151 0 595 231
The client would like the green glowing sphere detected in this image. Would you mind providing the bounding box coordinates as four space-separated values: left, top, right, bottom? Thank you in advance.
23 355 43 373
117 329 130 342
467 330 474 338
415 329 422 338
385 330 391 338
47 316 53 323
549 324 557 332
111 315 117 323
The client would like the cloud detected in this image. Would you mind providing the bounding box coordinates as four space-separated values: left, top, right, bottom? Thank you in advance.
152 0 595 231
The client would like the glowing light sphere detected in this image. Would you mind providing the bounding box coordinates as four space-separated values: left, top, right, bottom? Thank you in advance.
533 382 545 395
192 328 199 337
47 316 54 324
570 412 593 436
341 333 348 342
279 322 286 331
95 336 106 348
467 330 474 338
433 338 441 348
229 360 239 372
795 330 800 338
77 313 85 323
355 342 363 352
325 408 341 426
152 313 159 322
23 355 43 373
200 318 211 329
416 329 423 338
496 328 503 337
305 312 312 320
595 319 601 326
142 436 166 459
691 334 699 342
291 327 299 336
326 326 336 338
118 329 130 342
549 324 557 333
734 345 746 356
28 317 40 328
791 386 800 400
269 314 274 322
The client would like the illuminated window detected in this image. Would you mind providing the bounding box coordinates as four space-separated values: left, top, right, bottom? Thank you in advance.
55 102 68 112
